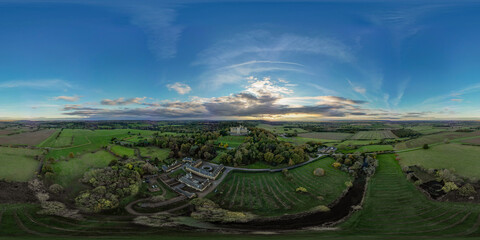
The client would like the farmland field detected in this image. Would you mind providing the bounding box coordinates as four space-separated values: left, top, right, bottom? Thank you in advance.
394 131 480 150
335 139 381 149
0 129 56 146
215 135 246 148
208 157 352 216
407 126 447 135
351 130 397 140
44 129 157 160
0 147 41 181
461 137 480 146
341 154 480 236
51 150 116 193
257 123 308 134
138 147 170 161
298 132 353 140
398 143 480 179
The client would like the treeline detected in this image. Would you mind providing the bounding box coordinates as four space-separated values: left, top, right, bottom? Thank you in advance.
332 152 378 177
150 132 219 161
218 128 321 167
391 128 421 138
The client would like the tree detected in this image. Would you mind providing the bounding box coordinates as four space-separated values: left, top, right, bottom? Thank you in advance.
68 152 75 159
423 144 429 149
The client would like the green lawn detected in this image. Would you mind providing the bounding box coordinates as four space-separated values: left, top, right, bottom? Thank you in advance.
51 150 116 193
398 143 480 179
0 147 41 181
208 157 352 216
215 135 246 148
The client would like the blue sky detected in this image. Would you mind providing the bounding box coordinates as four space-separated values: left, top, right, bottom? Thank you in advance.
1 0 480 120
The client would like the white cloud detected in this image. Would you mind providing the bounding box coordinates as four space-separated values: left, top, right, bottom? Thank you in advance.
166 82 192 95
52 95 81 102
101 97 146 106
0 79 72 89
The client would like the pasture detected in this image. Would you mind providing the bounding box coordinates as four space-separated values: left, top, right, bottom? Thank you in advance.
110 145 136 157
335 139 381 149
138 147 170 161
394 131 480 150
257 123 308 134
341 154 480 236
215 135 246 148
51 150 115 193
298 132 352 140
208 157 352 216
407 125 447 135
351 130 397 140
0 129 56 146
398 143 480 179
0 147 41 182
342 145 393 153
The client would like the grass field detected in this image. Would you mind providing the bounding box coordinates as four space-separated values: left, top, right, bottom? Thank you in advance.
257 123 308 134
298 132 353 140
394 131 480 150
407 126 447 135
341 154 480 237
208 157 352 216
42 129 157 160
278 136 339 145
342 145 394 153
51 150 116 193
351 130 397 140
138 147 170 161
0 129 56 146
398 143 480 179
215 135 246 148
335 139 381 149
110 145 136 157
0 147 41 181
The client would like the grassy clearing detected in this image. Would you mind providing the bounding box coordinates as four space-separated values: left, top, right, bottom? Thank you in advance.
394 131 480 150
215 135 246 148
298 132 352 140
341 154 480 236
398 143 480 179
351 130 397 140
110 145 136 157
208 157 352 216
0 147 41 181
51 150 115 193
138 147 170 161
257 123 308 134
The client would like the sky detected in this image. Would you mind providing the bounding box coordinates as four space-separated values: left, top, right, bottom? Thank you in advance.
1 0 480 121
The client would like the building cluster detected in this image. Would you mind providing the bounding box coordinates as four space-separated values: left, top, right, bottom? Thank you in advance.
159 157 224 198
318 146 337 154
229 125 249 136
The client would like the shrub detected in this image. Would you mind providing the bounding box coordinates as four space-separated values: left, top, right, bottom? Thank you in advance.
49 184 64 194
442 182 458 193
313 168 325 176
312 205 330 212
414 180 423 186
423 144 429 149
296 187 308 193
332 162 341 169
345 181 353 188
458 183 476 197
